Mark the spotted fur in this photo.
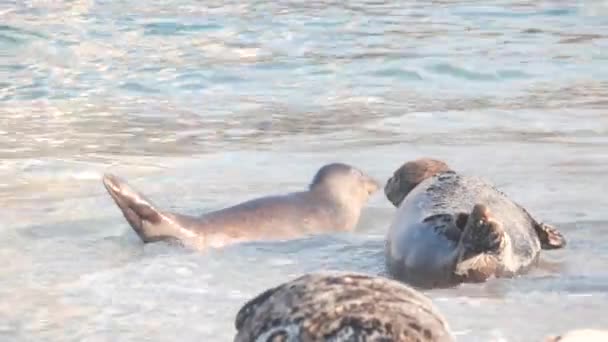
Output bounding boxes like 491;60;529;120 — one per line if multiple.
234;272;455;342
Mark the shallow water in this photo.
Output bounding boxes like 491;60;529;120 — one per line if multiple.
2;0;608;341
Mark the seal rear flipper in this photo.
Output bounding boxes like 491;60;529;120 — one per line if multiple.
102;173;164;243
454;204;504;280
512;201;567;250
535;222;566;250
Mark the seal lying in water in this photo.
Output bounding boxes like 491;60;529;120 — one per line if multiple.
234;271;456;342
102;163;379;250
384;158;566;288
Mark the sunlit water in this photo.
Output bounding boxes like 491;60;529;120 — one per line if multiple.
2;0;608;341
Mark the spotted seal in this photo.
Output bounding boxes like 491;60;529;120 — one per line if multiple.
234;271;456;341
102;163;379;250
384;158;566;288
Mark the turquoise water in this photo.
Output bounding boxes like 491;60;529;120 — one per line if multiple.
1;1;608;341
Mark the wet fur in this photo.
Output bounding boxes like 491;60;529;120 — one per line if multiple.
234;271;456;342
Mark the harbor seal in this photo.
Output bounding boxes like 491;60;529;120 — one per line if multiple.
102;163;379;250
234;271;456;342
384;158;566;288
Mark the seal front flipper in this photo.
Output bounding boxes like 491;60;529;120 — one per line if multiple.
102;173;165;243
454;204;505;282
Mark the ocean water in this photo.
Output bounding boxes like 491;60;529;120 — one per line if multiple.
1;0;608;341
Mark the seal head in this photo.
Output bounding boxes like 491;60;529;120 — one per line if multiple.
384;158;452;207
310;162;380;208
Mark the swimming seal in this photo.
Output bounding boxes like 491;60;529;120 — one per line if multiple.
384;158;566;288
102;163;379;250
234;271;456;342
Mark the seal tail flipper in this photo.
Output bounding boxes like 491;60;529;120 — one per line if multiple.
454;204;504;280
102;173;164;243
535;222;566;250
512;201;567;250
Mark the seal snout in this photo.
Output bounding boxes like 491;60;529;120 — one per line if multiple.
364;176;381;195
383;175;406;207
383;174;400;196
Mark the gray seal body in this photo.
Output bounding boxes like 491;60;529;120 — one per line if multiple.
384;159;566;288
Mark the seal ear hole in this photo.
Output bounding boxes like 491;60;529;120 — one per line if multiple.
455;213;469;231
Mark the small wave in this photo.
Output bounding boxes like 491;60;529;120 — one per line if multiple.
372;67;423;80
427;63;531;81
119;81;162;94
0;24;47;46
142;21;223;36
453;6;577;19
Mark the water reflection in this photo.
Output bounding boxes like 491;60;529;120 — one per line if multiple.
1;0;608;341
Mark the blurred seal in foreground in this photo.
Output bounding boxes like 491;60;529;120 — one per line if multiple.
234;271;455;342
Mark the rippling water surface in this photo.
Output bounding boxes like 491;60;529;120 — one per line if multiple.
2;0;608;341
